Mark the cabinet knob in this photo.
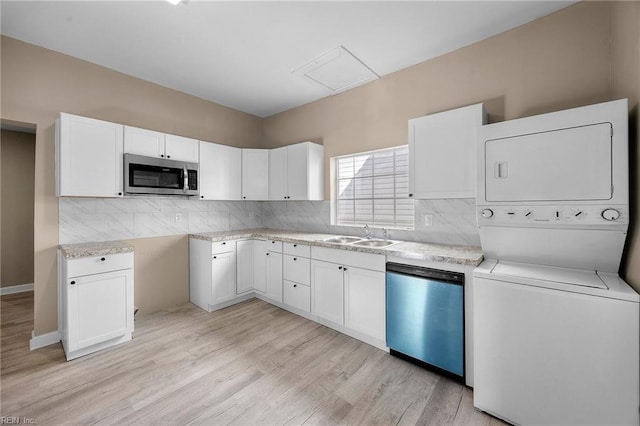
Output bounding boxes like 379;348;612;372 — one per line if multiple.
343;267;348;271
167;155;171;159
293;284;297;288
283;196;287;199
266;253;270;256
408;193;413;197
243;196;246;199
160;154;165;158
222;242;226;245
100;257;106;261
293;257;297;261
293;244;297;247
118;192;122;196
338;266;343;270
70;280;76;285
272;241;276;244
201;195;204;199
213;256;217;259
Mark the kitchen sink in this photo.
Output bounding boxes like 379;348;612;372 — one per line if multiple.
350;239;399;248
323;236;363;244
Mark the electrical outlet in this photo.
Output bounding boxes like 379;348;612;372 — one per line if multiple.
424;214;433;227
175;213;183;223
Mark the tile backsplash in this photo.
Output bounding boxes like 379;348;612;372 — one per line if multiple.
59;197;480;247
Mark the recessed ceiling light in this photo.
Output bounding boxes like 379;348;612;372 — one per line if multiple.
165;0;184;5
293;46;379;94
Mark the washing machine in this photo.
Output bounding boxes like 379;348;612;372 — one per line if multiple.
473;99;640;425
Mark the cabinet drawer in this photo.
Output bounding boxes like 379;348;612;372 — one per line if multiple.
268;240;283;253
66;253;133;278
283;242;311;257
311;246;386;272
283;255;310;285
283;280;310;313
212;240;235;254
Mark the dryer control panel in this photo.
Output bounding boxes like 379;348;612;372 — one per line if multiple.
477;205;629;227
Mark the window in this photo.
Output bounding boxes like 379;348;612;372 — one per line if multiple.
334;146;414;229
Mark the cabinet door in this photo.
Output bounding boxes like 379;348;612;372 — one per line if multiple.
236;240;254;294
57;113;124;197
266;251;283;303
311;260;344;325
124;125;165;158
344;266;385;341
268;146;288;200
253;240;267;294
409;103;485;199
287;143;309;200
67;269;133;352
211;251;236;304
199;141;242;200
241;149;269;200
165;134;199;163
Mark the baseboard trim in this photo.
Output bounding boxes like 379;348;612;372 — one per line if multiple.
0;283;34;295
30;330;61;350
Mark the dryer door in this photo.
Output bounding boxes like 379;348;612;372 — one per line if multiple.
484;123;612;202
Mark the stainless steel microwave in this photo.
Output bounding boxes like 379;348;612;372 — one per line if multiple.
124;153;199;196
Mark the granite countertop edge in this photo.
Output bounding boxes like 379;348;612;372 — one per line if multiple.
190;228;483;267
59;240;135;259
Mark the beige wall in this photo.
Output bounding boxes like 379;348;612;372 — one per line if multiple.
126;235;189;314
0;130;35;287
263;1;640;292
0;36;263;335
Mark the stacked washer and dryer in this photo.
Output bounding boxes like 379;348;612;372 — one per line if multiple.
473;99;639;425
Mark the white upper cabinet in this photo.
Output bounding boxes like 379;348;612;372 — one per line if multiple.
268;147;288;200
56;112;124;198
199;141;242;200
165;134;199;163
242;149;269;200
268;142;324;201
409;103;486;199
124;125;199;163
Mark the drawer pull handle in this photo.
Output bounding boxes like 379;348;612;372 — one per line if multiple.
70;280;76;285
100;257;106;262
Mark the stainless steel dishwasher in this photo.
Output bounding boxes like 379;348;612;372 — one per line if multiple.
386;262;465;382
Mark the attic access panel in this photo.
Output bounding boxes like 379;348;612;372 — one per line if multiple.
293;46;379;94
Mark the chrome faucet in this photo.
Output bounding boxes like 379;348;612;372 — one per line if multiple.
364;224;372;239
382;228;388;241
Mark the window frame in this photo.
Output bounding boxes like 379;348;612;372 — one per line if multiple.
331;145;414;230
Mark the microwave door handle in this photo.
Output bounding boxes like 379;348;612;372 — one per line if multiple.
183;166;188;193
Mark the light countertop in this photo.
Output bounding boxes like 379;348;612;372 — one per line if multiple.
191;228;483;266
59;240;134;259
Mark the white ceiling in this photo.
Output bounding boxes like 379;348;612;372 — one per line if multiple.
1;1;575;118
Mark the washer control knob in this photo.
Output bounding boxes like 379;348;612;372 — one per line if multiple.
602;208;621;221
481;209;494;219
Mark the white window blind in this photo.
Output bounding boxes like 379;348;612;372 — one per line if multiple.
335;146;414;229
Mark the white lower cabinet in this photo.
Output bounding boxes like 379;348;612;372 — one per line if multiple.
253;240;267;294
311;260;344;325
265;241;283;303
59;251;134;360
344;266;386;341
283;280;311;312
190;238;237;312
236;240;254;294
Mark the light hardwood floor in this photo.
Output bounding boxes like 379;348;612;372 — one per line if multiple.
1;292;505;425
